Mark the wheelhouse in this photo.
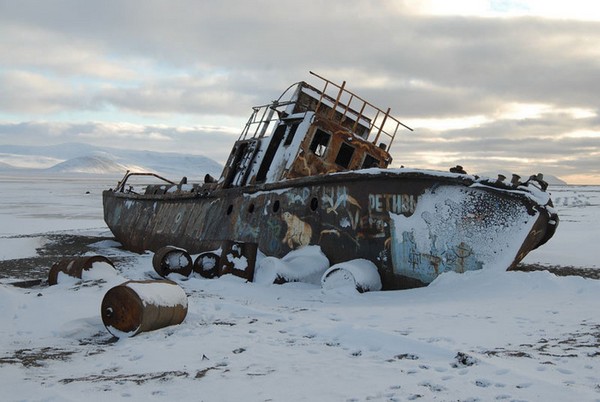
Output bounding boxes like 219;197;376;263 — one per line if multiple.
219;71;413;189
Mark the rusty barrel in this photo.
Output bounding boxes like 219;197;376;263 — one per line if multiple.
48;255;114;285
101;279;188;338
193;251;220;278
152;246;193;277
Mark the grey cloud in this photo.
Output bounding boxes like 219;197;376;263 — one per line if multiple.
0;1;599;182
3;1;600;117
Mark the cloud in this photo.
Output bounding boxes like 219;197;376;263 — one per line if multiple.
0;24;136;80
0;1;599;183
0;70;86;113
0;121;239;163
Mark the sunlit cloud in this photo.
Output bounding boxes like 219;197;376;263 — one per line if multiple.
496;103;598;120
410;115;491;131
562;130;600;139
1;1;599;183
404;0;600;21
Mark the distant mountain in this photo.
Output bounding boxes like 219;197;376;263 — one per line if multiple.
0;160;15;169
46;154;139;174
0;143;223;178
0;152;64;169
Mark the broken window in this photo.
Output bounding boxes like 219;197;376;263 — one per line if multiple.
255;124;287;183
335;142;355;168
309;129;330;157
284;121;300;146
362;154;379;169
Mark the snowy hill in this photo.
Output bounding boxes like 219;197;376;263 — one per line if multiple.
46;154;138;174
0;143;223;178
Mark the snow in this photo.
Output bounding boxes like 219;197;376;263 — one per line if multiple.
125;281;188;309
0;236;47;260
1;175;599;401
81;261;119;282
254;245;329;285
322;259;382;292
389;185;540;282
522;185;599;268
163;248;190;269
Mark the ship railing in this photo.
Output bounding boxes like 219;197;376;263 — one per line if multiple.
238;99;296;141
237;73;413;152
114;170;176;193
308;71;412;152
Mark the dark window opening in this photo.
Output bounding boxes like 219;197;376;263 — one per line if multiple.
223;142;248;188
272;200;280;213
362;154;379;169
310;197;319;211
284;122;300;146
255;124;287;183
248;204;255;213
226;205;233;215
309;129;330;157
335;142;355;168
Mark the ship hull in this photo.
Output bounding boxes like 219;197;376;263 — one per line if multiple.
103;169;556;290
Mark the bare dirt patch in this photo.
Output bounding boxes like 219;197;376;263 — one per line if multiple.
0;233;129;281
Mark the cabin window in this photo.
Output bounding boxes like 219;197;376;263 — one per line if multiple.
255;124;287;183
283;121;300;146
335;142;355;169
362;154;379;169
272;124;287;140
309;129;330;157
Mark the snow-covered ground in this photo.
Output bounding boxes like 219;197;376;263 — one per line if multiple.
1;174;599;401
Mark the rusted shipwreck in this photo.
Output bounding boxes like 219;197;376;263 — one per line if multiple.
103;72;558;290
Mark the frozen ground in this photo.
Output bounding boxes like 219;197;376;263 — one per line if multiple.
0;174;599;401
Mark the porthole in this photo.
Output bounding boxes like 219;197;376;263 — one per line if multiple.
226;204;233;215
272;200;280;213
310;197;319;211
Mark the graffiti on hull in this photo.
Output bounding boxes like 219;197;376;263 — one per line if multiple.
388;185;537;284
282;212;312;249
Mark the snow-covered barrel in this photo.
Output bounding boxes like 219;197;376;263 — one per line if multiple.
152;246;193;277
193;251;220;278
101;279;188;338
48;255;115;285
321;259;382;293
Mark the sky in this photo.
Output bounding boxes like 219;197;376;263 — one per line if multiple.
0;0;599;184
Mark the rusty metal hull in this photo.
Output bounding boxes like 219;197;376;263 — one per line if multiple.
103;169;557;290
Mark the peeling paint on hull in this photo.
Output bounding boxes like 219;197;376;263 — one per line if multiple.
103;170;556;290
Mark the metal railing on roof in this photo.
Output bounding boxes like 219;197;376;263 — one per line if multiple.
237;73;413;152
309;71;412;152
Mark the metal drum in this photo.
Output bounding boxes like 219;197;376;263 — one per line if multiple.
193;251;220;278
101;279;188;338
152;246;193;277
48;255;114;285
